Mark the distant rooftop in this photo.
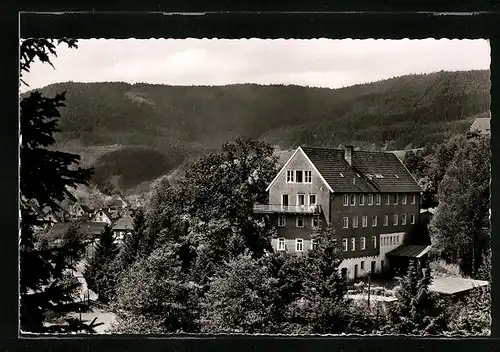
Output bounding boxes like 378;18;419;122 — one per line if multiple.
470;117;491;133
429;276;489;295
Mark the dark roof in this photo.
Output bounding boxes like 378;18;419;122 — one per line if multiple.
301;147;421;193
386;244;431;258
80;204;94;213
112;214;134;231
45;221;108;242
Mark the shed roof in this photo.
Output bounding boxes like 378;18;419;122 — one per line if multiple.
386;245;431;258
301;147;421;193
429;277;489;295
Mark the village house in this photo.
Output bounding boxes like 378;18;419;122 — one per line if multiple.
254;146;426;280
111;213;134;243
91;208;115;225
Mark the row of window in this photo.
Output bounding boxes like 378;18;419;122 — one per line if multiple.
277;237;317;252
382;235;402;247
343;193;416;206
282;193;317;207
342;236;377;251
278;235;379;252
286;170;312;183
342;214;415;229
278;215;320;228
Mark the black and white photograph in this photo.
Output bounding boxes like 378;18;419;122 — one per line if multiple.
19;38;491;335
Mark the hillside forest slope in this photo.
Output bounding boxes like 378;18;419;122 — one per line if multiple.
28;69;490;194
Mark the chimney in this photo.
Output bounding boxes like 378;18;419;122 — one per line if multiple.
344;145;353;166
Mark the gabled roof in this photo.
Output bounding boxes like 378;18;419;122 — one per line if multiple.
470;117;491;133
300;147;422;193
112;214;134;231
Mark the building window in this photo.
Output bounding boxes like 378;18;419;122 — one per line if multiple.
402;194;407;205
311;238;318;250
297;194;305;206
385;194;390;205
296;238;303;252
281;194;289;205
342;217;349;229
309;194;317;206
278;238;285;251
296;170;303;183
376;194;381;205
410;214;415;224
394;194;399;205
393;214;399;226
351;237;356;251
402;214;407;225
342;238;348;251
304;170;312;183
362;216;368;228
286;170;294;183
359;194;365;206
343;194;349;206
352;216;359;228
312;216;320;228
372;235;377;249
278;216;286;227
361;260;365;270
372;215;377;227
296;216;304;228
361;236;366;250
383;215;389;227
368;194;373;205
350;194;356;206
411;194;416;204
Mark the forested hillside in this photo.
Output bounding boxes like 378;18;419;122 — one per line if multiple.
29;70;490;194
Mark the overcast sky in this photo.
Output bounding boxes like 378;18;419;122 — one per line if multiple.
21;39;490;93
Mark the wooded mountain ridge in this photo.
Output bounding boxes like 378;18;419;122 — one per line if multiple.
29;69;490;194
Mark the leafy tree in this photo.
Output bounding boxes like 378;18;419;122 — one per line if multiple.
114;246;202;333
83;225;119;303
429;133;490;277
20;39;94;333
178;137;278;258
404;150;430;180
200;252;280;333
447;286;491;336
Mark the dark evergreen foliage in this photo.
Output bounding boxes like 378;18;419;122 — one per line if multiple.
20;39;95;333
83;225;119;303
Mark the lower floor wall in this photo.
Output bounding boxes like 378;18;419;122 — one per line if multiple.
271;231;407;280
339;255;384;280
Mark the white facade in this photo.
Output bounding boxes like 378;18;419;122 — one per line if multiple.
339;232;405;280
